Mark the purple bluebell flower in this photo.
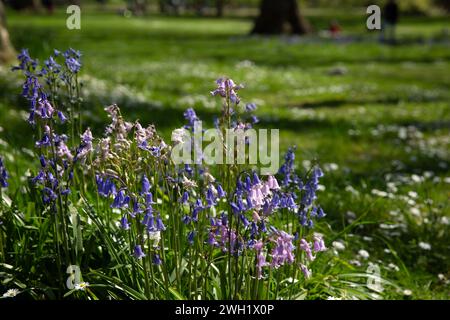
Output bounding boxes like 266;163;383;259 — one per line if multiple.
133;245;146;259
63;48;82;74
96;175;117;197
120;216;130;230
156;215;166;231
152;253;162;265
12;49;37;71
317;206;326;218
252;172;261;185
239;214;250;228
142;212;155;231
217;184;226;198
300;239;315;261
250;115;259;124
183;108;199;129
31;170;45;185
181;191;189;204
42;56;61;75
145;192;156;205
211;78;242;105
300;264;311;279
57;111;67;123
187;231;195;245
111;190;130;209
245;103;257;112
313;236;327;252
270;231;295;268
42;187;57;204
182;215;191;224
0;157;9;188
35;133;51;148
254;240;267;279
141;174;151;195
230;202;240;214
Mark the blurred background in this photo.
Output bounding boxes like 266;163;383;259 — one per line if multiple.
0;0;449;298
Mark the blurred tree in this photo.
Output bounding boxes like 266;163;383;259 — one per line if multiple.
0;0;15;63
251;0;310;35
216;0;224;17
433;0;449;12
5;0;41;10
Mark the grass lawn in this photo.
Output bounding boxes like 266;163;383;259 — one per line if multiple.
0;9;449;299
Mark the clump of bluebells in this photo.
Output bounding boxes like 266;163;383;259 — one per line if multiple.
12;49;88;275
9;49;328;300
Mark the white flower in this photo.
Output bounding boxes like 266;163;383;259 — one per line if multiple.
410;207;421;217
203;172;216;184
371;189;388;197
408;191;418;199
171;128;189;145
332;241;345;251
74;282;90;291
148;231;161;247
388;263;400;272
403;289;412;296
2;289;20;298
349;259;362;267
182;175;197;189
418;242;431;250
358;249;370;259
327;296;342;300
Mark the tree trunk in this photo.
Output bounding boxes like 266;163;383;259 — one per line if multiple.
251;0;310;35
216;0;224;17
0;0;15;63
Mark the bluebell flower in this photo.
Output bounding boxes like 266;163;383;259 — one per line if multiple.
35;133;51;148
133;245;146;259
217;184;226;198
130;199;143;218
42;56;61;75
245;103;257;112
181;191;189;204
252;172;260;185
57;111;67;123
182;215;191;224
183;108;199;129
156;215;166;231
250;115;259;124
245;176;252;191
153;253;162;265
142;212;155;231
111;190;130;209
145;192;156;205
96;175;117;197
317;206;326;218
187;231;195;245
0;157;9;188
184;164;193;176
120;216;130;230
206;187;216;207
239;214;249;228
141;174;151;195
31;170;45;185
12;49;37;71
42;187;57;204
230;202;240;214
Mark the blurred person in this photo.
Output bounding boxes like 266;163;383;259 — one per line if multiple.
328;20;342;38
381;0;399;44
